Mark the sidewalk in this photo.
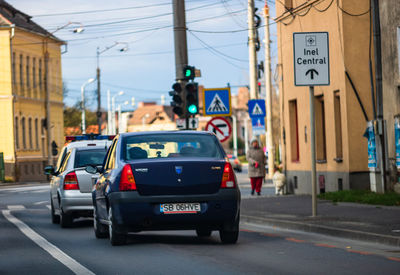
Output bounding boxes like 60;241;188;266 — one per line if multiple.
241;195;400;247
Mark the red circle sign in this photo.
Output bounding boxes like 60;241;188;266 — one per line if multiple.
205;117;232;143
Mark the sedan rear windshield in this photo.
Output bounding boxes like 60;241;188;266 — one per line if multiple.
74;149;107;168
124;134;223;160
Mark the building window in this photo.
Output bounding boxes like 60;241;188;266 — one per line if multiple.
26;56;30;91
32;58;36;96
21;117;26;149
315;96;327;161
12;52;16;85
289;100;299;162
334;91;343;160
28;117;33;149
39;59;42;92
15;117;19;149
19;54;24;94
35;118;39;149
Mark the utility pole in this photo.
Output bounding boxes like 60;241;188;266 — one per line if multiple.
96;47;102;134
172;0;189;128
264;2;275;179
107;90;111;135
371;0;387;192
248;0;258;99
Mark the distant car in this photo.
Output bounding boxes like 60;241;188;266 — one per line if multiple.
45;135;113;227
88;131;241;246
227;154;242;172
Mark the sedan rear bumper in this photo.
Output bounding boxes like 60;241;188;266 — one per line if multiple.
60;190;94;214
107;189;240;232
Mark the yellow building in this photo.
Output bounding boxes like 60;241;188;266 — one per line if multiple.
0;1;64;182
276;0;374;193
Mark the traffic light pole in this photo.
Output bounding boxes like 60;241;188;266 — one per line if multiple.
248;0;258;99
172;0;189;129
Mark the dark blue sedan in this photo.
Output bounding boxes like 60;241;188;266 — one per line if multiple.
88;131;241;246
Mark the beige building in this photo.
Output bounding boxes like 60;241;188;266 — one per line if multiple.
0;1;64;181
276;0;375;193
127;102;176;132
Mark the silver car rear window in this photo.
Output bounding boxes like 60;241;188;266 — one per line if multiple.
74;149;107;168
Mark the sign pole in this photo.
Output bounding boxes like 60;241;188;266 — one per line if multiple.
309;86;317;217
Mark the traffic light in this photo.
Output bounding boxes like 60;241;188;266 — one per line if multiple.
183;65;195;81
185;82;199;115
169;82;184;116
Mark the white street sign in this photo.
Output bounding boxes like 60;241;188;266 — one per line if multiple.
176;118;185;129
293;32;330;86
205;117;232;143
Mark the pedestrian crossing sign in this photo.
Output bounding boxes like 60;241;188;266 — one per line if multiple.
248;99;266;118
203;88;231;116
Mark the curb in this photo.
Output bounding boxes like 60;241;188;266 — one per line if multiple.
241;214;400;247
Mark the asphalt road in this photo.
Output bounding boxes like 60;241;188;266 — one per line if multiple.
0;184;399;275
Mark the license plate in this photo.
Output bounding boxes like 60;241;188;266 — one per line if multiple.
160;203;201;214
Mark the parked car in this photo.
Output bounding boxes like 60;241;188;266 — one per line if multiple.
45;135;113;227
88;131;241;246
227;154;242;172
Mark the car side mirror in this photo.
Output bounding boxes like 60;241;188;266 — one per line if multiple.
44;166;54;175
85;165;98;174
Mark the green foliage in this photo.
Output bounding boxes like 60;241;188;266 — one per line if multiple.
64;105;97;128
318;190;400;206
238;155;247;164
229;137;245;150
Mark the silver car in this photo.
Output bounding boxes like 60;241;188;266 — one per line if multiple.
46;143;110;227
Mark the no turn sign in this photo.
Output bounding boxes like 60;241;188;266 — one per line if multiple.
205;117;232;143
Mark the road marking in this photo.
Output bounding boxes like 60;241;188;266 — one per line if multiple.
34;201;49;205
347;249;373;256
387;257;400;262
314;243;337;248
0;185;49;192
285;237;306;243
46;205;51;210
8;205;26;210
2;210;95;275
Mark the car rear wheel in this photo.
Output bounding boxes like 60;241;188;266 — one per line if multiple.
94;207;108;238
196;229;212;237
108;207;126;246
60;209;73;228
219;215;239;244
51;200;60;224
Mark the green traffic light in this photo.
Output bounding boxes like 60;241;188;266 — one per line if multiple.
185;69;192;77
187;104;197;114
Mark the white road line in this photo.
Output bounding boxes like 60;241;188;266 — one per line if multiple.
7;205;26;210
46;205;51;210
34;201;49;205
0;185;49;192
2;210;95;275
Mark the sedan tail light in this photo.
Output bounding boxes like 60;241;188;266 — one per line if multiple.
64;171;79;190
120;164;137;191
221;162;236;188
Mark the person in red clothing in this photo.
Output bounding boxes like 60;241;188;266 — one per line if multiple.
246;138;266;195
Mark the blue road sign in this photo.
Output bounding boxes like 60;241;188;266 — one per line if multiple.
248;99;266;118
203;88;231;116
251;117;265;136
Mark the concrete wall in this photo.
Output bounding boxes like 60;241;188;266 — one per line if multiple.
380;0;400;186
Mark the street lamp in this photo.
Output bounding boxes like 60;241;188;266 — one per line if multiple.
81;78;95;134
117;101;129;134
111;91;124;134
96;42;129;134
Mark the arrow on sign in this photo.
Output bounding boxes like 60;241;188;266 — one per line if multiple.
305;69;319;80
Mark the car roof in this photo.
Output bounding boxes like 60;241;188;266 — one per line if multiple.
119;130;215;138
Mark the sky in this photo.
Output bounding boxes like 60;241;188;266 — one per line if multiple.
8;0;277;111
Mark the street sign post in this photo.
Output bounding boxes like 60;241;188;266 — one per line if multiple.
176;117;198;130
203;88;231;117
205;117;232;143
293;31;330;217
293;32;329;86
248;99;266;118
251;117;265;136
